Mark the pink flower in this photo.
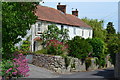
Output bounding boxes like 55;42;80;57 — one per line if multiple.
6;68;12;73
8;68;12;71
19;53;23;56
12;71;17;75
25;74;30;77
6;70;10;73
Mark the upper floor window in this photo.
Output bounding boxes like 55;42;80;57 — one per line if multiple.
61;25;64;31
89;30;91;37
82;29;84;36
37;22;42;32
73;27;76;35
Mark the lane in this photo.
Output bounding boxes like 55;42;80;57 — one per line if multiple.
59;68;114;78
28;64;114;78
28;64;59;78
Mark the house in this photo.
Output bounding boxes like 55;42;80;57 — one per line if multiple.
29;3;93;52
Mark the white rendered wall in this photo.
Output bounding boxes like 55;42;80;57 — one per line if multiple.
29;21;93;51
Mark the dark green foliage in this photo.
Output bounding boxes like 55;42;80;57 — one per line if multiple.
64;56;71;68
105;22;120;65
87;38;106;67
85;57;92;70
2;2;38;59
107;35;120;65
106;22;116;34
68;36;93;60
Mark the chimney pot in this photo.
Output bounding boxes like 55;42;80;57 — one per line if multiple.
57;3;66;14
58;2;60;5
72;9;78;17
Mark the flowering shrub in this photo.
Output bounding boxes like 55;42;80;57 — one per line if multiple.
20;40;31;55
0;54;30;78
46;39;68;55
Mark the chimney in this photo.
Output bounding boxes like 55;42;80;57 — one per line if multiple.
72;9;78;17
57;3;66;14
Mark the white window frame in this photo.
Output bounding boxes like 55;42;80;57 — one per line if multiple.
89;30;91;37
36;22;42;35
73;27;76;35
82;29;84;36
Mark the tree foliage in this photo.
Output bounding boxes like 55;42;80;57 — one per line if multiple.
2;2;38;59
68;36;93;60
81;17;106;40
105;22;120;65
106;22;116;34
87;38;107;67
40;24;69;46
107;33;120;65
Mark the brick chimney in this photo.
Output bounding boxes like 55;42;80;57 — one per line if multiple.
57;3;66;14
72;9;78;17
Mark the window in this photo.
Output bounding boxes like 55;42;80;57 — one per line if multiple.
89;30;91;37
67;26;69;30
61;25;64;31
38;23;42;32
82;30;84;36
73;27;76;35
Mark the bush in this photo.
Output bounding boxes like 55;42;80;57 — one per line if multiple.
107;36;120;65
85;57;92;70
0;54;30;78
19;40;31;55
68;36;93;60
46;39;68;55
87;38;107;67
35;49;47;54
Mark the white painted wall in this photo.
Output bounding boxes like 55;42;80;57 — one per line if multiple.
28;21;93;52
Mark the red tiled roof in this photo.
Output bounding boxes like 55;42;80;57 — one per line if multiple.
35;5;91;28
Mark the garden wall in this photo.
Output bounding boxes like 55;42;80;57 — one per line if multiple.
32;54;113;74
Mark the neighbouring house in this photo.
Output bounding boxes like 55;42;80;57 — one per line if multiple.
22;3;93;52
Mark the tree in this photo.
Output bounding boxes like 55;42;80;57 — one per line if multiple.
40;24;69;46
106;22;116;34
81;17;106;41
87;38;107;67
106;22;116;42
2;2;39;59
107;33;120;65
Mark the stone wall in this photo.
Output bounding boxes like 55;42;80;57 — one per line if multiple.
115;53;120;78
32;54;113;74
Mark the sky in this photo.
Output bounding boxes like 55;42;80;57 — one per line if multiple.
41;1;119;32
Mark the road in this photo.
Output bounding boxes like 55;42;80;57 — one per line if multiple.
28;64;114;78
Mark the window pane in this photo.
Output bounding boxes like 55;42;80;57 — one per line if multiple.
82;30;84;36
74;28;76;34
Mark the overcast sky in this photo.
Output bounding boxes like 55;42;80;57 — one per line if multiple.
42;1;118;32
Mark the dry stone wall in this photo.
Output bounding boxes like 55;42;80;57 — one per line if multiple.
32;54;113;74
